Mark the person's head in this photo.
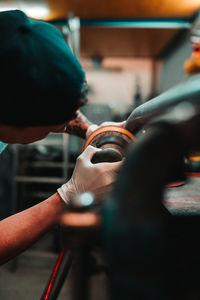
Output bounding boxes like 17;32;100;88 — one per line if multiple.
0;9;88;143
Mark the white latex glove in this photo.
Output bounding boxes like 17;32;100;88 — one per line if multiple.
86;121;126;139
57;145;122;205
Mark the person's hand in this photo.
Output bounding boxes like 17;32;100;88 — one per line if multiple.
86;121;126;139
57;145;122;204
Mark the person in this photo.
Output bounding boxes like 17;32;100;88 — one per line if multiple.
0;10;122;265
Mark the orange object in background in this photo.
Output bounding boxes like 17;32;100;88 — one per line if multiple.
185;152;200;177
183;31;200;175
184;30;200;74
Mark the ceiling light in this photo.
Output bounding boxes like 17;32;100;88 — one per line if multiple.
0;1;50;19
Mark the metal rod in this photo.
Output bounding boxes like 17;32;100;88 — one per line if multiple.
50;18;193;29
125;73;200;134
41;249;73;300
72;249;91;300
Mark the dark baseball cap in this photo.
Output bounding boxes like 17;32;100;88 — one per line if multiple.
0;9;86;126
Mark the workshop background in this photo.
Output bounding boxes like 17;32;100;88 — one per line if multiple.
0;0;200;299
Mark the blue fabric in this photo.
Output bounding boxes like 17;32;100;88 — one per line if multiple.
0;141;7;154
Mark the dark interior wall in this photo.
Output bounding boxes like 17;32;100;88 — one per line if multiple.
159;34;192;93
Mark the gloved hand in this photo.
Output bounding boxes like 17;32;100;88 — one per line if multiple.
57;145;122;205
86;120;126;139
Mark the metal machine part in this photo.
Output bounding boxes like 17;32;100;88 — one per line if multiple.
103;114;200;299
41;192;102;300
61;193;102;300
84;126;135;163
65;110;135;163
125;73;200;135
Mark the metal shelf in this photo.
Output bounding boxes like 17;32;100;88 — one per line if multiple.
15;176;65;184
28;162;64;168
11;134;67;187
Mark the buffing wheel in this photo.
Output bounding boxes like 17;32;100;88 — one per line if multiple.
84;126;135;163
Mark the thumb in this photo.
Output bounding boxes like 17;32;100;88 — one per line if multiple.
97;160;123;172
80;145;102;161
86;124;99;139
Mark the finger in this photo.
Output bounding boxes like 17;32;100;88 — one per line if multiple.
120;121;126;127
96;160;123;171
80;145;102;161
99;121;116;127
99;121;126;127
86;124;99;138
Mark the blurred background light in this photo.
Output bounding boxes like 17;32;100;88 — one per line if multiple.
0;0;50;18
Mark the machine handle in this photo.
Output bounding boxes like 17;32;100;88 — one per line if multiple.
125;73;200;134
91;148;122;164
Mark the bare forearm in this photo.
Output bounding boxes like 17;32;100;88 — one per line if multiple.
0;193;65;265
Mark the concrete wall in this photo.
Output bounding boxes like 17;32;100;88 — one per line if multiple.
81;58;153;116
159;34;192;93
